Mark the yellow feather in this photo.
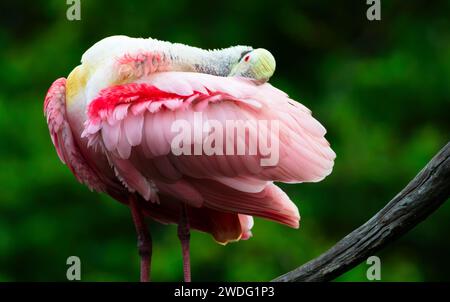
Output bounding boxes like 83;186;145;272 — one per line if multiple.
66;64;90;106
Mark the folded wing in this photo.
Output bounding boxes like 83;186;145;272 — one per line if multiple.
82;71;336;232
44;78;106;192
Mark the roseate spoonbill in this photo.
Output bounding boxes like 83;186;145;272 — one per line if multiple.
44;36;335;282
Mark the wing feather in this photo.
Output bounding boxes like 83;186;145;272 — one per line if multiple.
44;78;105;192
82;71;335;228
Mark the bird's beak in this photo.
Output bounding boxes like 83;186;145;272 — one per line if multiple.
249;48;276;82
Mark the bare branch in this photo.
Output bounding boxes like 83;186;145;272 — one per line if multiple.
273;142;450;282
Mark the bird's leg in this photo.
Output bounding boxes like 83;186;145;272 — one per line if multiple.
129;194;152;282
177;203;191;282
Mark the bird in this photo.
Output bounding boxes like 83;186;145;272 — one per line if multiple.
44;35;335;282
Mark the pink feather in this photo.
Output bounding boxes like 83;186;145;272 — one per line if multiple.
46;70;335;243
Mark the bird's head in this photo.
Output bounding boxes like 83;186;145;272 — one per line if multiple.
228;48;276;83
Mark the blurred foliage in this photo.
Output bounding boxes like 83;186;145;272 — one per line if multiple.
0;0;448;281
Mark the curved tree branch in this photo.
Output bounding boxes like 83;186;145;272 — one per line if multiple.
273;142;450;282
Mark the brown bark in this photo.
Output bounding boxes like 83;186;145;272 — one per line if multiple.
273;142;450;282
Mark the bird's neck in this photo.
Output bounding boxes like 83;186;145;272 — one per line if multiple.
166;44;252;76
82;36;252;78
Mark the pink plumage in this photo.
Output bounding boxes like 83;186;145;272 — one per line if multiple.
76;71;334;230
44;37;335;281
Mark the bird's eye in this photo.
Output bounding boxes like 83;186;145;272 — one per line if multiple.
244;55;250;62
239;50;251;61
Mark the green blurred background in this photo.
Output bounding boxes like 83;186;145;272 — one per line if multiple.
0;0;448;281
